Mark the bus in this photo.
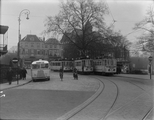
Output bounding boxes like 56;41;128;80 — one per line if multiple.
31;59;50;82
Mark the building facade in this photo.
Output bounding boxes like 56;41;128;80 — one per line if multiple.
0;25;9;57
19;34;62;68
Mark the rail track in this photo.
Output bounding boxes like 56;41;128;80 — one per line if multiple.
103;76;153;120
57;75;153;120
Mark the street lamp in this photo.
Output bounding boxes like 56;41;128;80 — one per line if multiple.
148;56;153;79
18;9;30;67
17;9;30;84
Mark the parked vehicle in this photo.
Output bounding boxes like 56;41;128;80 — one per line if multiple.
31;59;50;82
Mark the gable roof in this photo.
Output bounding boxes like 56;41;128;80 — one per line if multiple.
45;38;59;44
21;34;41;42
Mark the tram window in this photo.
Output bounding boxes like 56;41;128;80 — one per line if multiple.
108;60;110;65
111;59;113;65
105;60;107;65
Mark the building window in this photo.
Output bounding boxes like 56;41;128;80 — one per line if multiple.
54;45;57;48
22;49;25;54
31;43;34;47
49;50;52;56
25;49;28;54
37;50;40;55
50;45;52;48
45;45;47;48
37;43;40;48
31;49;34;54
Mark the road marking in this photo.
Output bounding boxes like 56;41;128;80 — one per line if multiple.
0;91;5;98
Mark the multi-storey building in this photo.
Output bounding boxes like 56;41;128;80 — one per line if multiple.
0;25;9;57
20;34;62;68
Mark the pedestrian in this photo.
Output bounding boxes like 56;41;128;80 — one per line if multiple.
6;67;13;85
20;68;23;79
22;67;27;80
59;67;63;81
73;67;78;80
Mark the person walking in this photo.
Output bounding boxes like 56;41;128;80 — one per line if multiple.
73;67;78;80
22;67;27;80
19;68;23;79
7;67;13;85
59;67;63;81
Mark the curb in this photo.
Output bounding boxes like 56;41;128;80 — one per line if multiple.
115;74;153;81
56;78;104;120
0;80;32;91
0;74;32;91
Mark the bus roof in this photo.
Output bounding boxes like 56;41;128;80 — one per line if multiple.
32;59;49;64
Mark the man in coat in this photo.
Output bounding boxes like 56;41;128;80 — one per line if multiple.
7;67;13;85
22;67;27;80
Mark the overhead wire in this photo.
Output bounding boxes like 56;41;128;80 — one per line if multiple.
105;0;116;25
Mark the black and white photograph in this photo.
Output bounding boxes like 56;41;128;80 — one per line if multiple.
0;0;154;120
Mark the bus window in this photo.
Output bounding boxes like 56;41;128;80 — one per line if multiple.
32;64;40;69
41;63;49;68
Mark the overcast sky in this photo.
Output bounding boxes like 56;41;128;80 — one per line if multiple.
1;0;153;49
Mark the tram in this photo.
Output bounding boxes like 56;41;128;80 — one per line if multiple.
93;58;117;75
74;58;93;74
50;60;73;72
63;60;73;72
50;60;62;71
31;59;50;81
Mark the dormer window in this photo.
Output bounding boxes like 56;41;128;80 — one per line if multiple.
30;37;34;41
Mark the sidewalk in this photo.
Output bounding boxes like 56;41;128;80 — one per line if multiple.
0;74;32;90
115;73;154;80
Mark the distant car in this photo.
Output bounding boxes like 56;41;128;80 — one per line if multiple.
131;69;148;74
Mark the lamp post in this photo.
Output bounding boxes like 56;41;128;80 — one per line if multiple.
148;56;153;79
17;9;30;84
18;9;30;67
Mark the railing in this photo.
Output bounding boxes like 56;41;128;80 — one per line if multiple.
0;44;7;51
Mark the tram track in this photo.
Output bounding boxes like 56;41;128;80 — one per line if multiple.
103;76;153;120
96;76;120;120
56;74;153;120
127;81;153;120
57;75;120;120
56;76;105;120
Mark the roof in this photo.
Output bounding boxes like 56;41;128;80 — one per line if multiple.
0;25;9;34
32;59;49;64
21;34;41;42
45;38;59;44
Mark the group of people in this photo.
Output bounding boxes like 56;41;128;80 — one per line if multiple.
59;67;78;81
6;67;27;85
19;67;27;80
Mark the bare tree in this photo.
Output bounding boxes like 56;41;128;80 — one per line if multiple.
134;6;154;53
43;0;109;57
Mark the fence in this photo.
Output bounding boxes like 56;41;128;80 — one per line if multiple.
0;64;18;84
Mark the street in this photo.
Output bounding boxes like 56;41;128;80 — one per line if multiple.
0;71;153;120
